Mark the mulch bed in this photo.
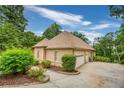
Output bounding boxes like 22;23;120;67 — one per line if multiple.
49;65;80;75
0;73;37;86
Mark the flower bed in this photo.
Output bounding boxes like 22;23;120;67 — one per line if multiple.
49;65;80;75
0;73;49;87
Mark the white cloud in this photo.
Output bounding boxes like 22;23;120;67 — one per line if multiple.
89;22;120;30
89;23;111;30
25;5;91;27
34;31;44;36
81;21;92;26
79;30;103;43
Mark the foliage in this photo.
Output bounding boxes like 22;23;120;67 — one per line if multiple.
93;6;124;64
0;23;22;51
120;59;124;64
36;75;44;82
27;65;44;77
109;5;124;20
62;54;76;72
43;23;62;39
41;60;51;68
0;5;27;31
71;31;90;44
94;56;111;62
0;22;42;51
0;48;36;74
42;23;90;44
93;32;114;58
20;31;42;48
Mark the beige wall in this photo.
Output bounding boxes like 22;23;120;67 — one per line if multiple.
46;49;73;63
33;48;94;66
33;48;45;61
73;50;84;55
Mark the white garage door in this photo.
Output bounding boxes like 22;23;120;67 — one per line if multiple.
76;55;85;68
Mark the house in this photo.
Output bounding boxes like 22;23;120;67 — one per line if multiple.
32;32;95;68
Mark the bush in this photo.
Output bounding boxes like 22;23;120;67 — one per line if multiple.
94;56;111;62
27;65;44;77
120;59;124;64
41;60;51;68
36;75;44;82
0;48;36;74
62;54;76;72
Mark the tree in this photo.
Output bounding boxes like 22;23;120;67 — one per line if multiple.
109;5;124;20
71;31;90;44
0;22;22;52
109;5;124;63
42;23;61;39
93;32;114;60
0;5;27;31
20;31;42;48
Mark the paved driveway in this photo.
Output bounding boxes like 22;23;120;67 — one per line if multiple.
15;62;124;88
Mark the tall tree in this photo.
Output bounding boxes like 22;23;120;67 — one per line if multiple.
43;23;61;39
0;5;27;31
20;31;42;48
109;5;124;20
93;32;114;59
0;22;22;52
109;5;124;63
71;31;90;44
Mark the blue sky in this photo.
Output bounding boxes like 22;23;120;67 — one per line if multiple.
24;5;122;42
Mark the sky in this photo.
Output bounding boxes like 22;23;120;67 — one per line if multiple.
24;5;123;43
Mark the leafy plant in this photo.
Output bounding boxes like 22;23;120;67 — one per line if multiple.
36;75;44;82
0;48;36;74
62;54;76;72
120;59;124;64
27;65;44;77
94;56;111;62
41;60;51;68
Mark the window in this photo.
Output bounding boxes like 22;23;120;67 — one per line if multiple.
37;50;40;58
54;51;58;62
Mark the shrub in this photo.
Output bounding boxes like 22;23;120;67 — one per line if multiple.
36;75;44;82
94;56;111;62
41;60;51;68
27;65;44;77
62;54;76;72
120;59;124;64
0;48;36;74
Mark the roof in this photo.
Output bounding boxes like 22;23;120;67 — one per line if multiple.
33;38;49;48
33;32;95;51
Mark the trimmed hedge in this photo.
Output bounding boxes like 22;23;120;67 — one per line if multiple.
94;56;111;62
62;54;76;72
41;60;51;68
0;48;36;74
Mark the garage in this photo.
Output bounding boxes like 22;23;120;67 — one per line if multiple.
76;55;85;68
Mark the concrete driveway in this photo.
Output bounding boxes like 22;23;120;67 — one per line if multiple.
17;62;124;88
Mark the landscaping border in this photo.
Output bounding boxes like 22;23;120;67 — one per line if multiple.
49;65;80;75
0;75;50;88
56;70;80;75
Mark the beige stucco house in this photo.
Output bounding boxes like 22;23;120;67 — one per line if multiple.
32;32;95;68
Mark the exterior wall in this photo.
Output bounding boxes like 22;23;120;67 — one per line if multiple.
73;50;84;55
33;48;45;61
33;47;94;67
46;49;73;66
